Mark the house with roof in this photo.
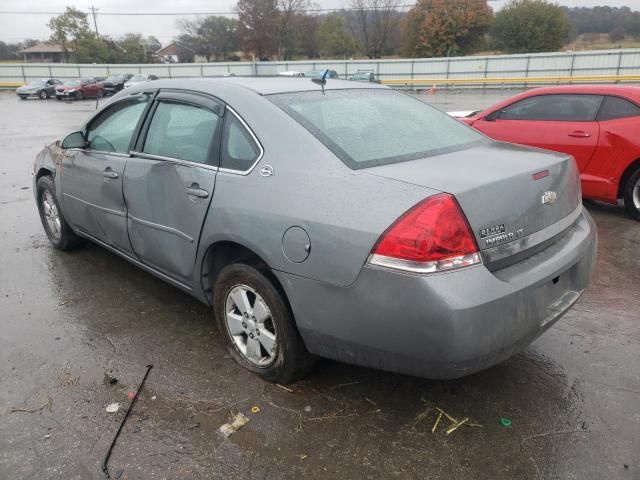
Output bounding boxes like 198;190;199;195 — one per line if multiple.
19;43;69;63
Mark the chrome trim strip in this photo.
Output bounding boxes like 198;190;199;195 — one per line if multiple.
481;204;583;265
127;214;194;243
63;193;126;217
129;151;219;172
74;230;193;292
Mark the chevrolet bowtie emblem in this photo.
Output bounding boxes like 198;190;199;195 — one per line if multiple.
541;191;557;205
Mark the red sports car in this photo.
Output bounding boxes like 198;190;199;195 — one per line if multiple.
459;85;640;219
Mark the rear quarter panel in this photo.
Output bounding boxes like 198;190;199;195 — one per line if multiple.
196;94;439;288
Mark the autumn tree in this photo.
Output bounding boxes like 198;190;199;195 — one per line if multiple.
236;0;279;59
403;0;493;58
491;0;570;53
273;0;308;60
346;0;401;59
318;13;357;58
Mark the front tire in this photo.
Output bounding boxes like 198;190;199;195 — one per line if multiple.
213;263;314;383
36;176;83;250
74;91;84;100
39;90;47;100
623;167;640;221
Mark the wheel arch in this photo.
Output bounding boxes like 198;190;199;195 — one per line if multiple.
200;240;291;309
617;158;640;199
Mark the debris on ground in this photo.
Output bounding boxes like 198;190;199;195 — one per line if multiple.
219;412;250;438
304;405;312;412
103;370;118;385
276;384;294;393
297;454;308;460
106;403;120;413
414;404;482;435
10;395;53;414
500;417;512;427
127;391;135;400
251;406;261;414
151;396;156;401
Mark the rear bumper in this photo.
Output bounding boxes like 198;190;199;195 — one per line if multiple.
276;210;597;379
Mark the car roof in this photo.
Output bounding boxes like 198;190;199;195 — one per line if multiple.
135;76;387;96
522;84;640;102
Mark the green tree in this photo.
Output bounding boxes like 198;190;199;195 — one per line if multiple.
47;7;91;59
178;16;239;61
403;0;493;58
318;14;356;58
491;0;570;53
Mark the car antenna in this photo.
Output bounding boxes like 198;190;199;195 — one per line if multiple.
311;69;329;95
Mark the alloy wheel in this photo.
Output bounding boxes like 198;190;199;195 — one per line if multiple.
634;177;640;210
41;190;61;240
224;284;278;367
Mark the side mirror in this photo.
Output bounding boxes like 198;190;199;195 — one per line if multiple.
61;131;87;149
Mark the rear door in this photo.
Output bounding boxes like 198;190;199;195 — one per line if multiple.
473;94;602;172
60;92;153;254
125;91;223;285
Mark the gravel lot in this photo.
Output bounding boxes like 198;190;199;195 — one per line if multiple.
0;88;638;480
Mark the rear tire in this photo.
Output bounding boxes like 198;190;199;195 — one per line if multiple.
623;167;640;221
39;90;47;100
213;263;315;383
36;176;84;250
19;96;26;100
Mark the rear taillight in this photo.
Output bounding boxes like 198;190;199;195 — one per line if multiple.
368;193;481;274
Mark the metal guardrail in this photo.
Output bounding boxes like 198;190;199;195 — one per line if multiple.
2;48;640;89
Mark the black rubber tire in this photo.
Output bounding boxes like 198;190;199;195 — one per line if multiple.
36;176;84;250
75;91;84;100
39;90;47;100
623;167;640;221
56;96;61;101
19;96;27;100
213;263;315;383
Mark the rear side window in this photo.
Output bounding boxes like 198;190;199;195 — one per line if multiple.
269;89;483;169
499;94;603;121
87;95;150;153
220;112;261;171
597;96;640;121
143;101;220;164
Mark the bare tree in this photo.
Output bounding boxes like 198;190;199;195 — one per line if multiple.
274;0;309;60
347;0;401;58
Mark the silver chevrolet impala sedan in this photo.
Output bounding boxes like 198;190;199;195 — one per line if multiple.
33;78;597;383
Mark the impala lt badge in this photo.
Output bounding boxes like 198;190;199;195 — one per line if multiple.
542;191;557;205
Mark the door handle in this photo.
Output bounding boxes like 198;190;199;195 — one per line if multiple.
186;184;209;198
568;131;591;138
103;168;118;179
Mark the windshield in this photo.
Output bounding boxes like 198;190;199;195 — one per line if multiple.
269;89;484;169
28;79;46;86
63;80;81;87
129;75;147;82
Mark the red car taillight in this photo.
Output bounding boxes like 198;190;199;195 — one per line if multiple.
368;193;481;274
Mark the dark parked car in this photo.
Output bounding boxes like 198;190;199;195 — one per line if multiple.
55;78;104;100
350;70;379;83
101;74;133;95
33;78;596;383
16;78;62;100
306;69;339;79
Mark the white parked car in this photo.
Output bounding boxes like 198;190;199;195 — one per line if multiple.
277;71;305;77
124;74;160;88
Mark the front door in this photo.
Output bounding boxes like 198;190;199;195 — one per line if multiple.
124;91;223;285
475;93;602;172
60;93;153;254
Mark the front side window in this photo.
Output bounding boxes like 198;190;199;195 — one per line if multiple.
499;94;603;122
597;96;640;121
87;95;150;153
269;89;483;169
143;101;220;164
220;112;261;171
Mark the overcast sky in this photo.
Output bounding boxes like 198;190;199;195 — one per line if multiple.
0;0;638;44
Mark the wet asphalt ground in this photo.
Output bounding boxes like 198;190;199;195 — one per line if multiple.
0;88;638;480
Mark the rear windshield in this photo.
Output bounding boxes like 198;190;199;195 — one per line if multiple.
268;89;484;169
130;75;146;82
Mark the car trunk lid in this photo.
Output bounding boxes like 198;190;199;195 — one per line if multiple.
365;141;581;266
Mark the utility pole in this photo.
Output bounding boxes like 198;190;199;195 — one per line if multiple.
89;5;99;36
